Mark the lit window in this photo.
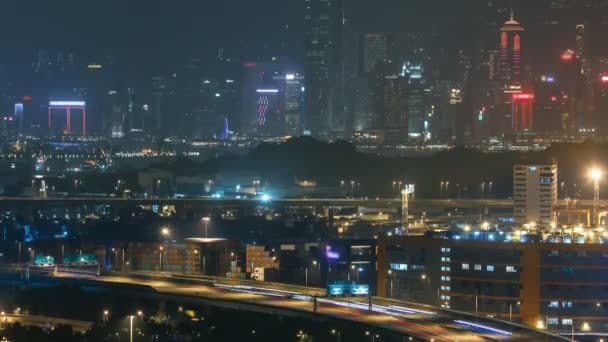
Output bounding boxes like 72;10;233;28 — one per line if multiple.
506;266;517;273
487;265;494;272
548;301;559;308
547;318;559;325
390;263;408;271
562;318;573;325
462;263;469;270
562;301;572;308
474;264;482;271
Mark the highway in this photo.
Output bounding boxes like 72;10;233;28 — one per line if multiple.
0;313;92;333
43;270;566;341
0;195;602;210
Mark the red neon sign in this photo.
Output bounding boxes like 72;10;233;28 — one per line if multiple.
513;93;534;100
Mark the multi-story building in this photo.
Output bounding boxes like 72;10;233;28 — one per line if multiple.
304;0;338;136
378;231;608;333
363;33;388;73
513;164;558;226
283;73;304;136
499;13;524;92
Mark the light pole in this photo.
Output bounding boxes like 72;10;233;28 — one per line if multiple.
388;270;394;297
350;180;355;196
440;181;444;198
159;246;164;272
331;328;341;342
129;315;134;342
103;309;109;325
202;217;210;238
446;181;450;198
356;267;363;283
590;168;602;227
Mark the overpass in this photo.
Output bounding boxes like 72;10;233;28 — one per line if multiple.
1;195;602;208
4;267;566;341
0;313;92;333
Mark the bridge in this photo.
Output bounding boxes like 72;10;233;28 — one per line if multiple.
2;267;567;341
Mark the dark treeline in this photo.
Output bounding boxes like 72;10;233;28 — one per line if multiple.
148;138;608;199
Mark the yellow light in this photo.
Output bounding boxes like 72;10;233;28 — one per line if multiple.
590;168;603;181
463;225;471;232
87;64;103;69
536;319;545;329
582;322;591;331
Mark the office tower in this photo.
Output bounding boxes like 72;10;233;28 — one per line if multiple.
380;75;408;143
105;91;124;139
256;89;281;135
284;73;304;136
499;12;524;92
242;62;279;135
513;164;558;226
304;0;338;136
403;62;426;139
511;93;534;131
363;34;388;73
535;75;565;132
14;103;23;134
336;3;359;137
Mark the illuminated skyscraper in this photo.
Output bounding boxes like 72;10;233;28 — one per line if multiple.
284;74;304;136
363;34;388;73
512;93;534;131
304;0;338;136
499;12;524;92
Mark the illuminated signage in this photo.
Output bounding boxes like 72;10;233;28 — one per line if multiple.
49;101;86;107
512;93;534;100
256;89;279;93
87;64;103;69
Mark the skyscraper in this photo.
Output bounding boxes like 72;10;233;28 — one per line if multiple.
363;34;388;73
512;93;534;131
499;12;524;92
304;0;338;136
284;73;304;136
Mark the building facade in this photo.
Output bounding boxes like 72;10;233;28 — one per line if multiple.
513;164;558;226
378;232;608;333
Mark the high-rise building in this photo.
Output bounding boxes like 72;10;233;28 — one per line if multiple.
380;75;408;143
363;34;388;73
511;93;534;131
513;164;557;226
105;90;124;138
499;13;524;92
256;89;281;135
403;62;426;139
304;0;338;136
284;73;304;136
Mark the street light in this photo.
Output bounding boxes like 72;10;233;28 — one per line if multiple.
590;167;603;227
161;227;170;240
103;309;109;324
331;328;341;342
202;217;211;238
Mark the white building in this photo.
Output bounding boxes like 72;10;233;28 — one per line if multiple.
513;164;557;226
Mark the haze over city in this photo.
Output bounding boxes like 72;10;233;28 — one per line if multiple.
0;1;607;341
